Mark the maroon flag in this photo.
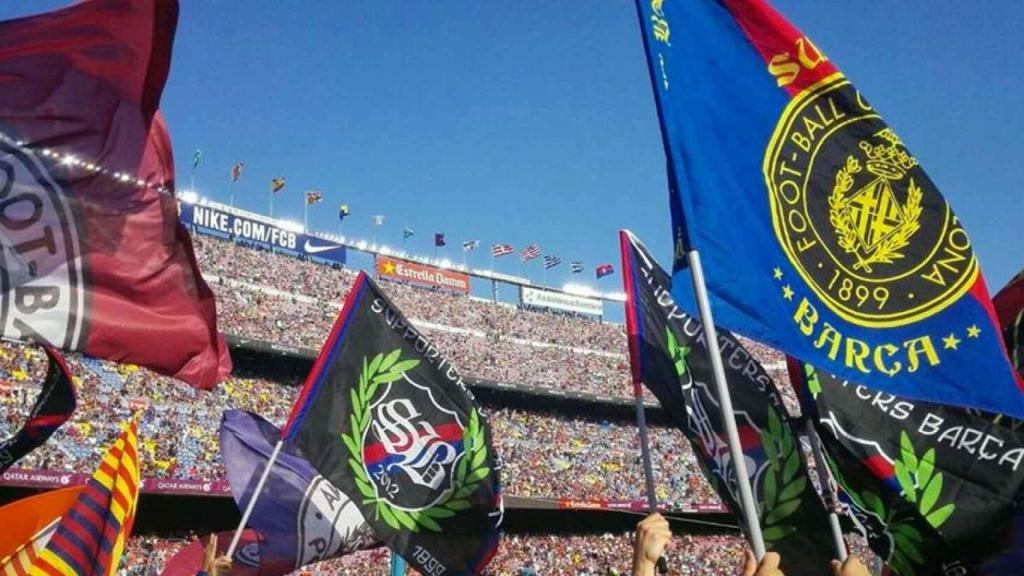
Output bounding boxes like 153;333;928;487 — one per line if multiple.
0;0;230;388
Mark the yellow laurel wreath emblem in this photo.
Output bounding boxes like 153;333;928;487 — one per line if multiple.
828;155;923;273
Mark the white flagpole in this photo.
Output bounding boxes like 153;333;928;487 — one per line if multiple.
225;438;285;558
804;419;848;561
685;249;767;558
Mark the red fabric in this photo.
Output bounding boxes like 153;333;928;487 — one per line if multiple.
720;0;838;96
994;272;1024;329
0;0;230;388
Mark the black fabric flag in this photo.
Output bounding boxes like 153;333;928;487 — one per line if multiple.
281;272;502;576
0;347;77;474
788;360;1017;574
620;230;833;574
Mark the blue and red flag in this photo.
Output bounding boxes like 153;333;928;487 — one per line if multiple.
31;420;140;576
595;263;615;279
0;348;76;475
633;0;1024;417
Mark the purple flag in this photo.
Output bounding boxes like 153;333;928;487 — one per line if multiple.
219;410;377;576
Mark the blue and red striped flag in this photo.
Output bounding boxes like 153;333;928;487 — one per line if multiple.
30;421;140;576
595;263;615;279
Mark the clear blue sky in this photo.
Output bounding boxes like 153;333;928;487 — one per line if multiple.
4;1;1023;308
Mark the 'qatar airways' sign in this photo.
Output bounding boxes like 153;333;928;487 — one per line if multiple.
376;257;470;294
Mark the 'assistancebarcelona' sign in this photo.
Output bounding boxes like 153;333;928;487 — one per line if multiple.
633;0;1024;418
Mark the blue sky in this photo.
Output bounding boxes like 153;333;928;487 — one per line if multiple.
3;1;1023;310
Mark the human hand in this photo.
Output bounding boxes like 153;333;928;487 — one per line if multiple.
201;534;232;576
829;556;870;576
741;549;785;576
632;513;672;576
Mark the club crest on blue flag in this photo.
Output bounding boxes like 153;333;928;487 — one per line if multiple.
633;0;1024;417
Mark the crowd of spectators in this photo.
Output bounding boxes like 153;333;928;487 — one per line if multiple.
492;408;718;506
192;235;796;408
0;341;718;509
118;532;751;575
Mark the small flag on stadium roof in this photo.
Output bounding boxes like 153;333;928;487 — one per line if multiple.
520;243;540;263
191;149;201;170
33;420;140;576
338;204;350;222
571;261;584;273
434;233;446;247
271;177;286;193
595;263;614;279
402;226;415;239
491;243;514;257
463;240;479;252
305;190;323;205
543;255;561;269
231;161;245;182
372;214;385;226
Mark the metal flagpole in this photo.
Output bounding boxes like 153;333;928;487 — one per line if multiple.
226;439;285;558
632;379;668;573
804;419;848;561
685;249;767;558
229;178;236;208
303;198;309;231
269;181;275;219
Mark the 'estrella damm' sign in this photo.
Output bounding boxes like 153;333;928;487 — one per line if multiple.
632;0;1024;418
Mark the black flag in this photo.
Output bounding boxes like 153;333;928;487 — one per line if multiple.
0;347;77;474
281;272;502;576
789;359;1022;572
620;230;834;574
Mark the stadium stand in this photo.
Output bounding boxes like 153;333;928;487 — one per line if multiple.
0;232;819;574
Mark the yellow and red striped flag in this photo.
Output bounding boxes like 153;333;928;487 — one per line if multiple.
29;421;140;576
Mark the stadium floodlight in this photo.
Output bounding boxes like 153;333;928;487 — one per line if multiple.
179;190;199;204
439;258;452;269
562;283;601;298
356;240;367;250
61;154;78;166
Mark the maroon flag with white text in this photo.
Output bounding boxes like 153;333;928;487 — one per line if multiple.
0;0;230;388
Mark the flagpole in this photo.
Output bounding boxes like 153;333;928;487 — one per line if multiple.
685;249;767;558
269;181;274;219
229;178;236;208
226;438;285;559
804;419;848;562
304;199;309;231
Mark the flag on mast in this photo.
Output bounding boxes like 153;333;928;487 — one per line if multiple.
271;177;287;193
305;191;323;205
463;240;479;252
491;244;514;258
632;0;1024;418
280;272;502;575
231;161;245;182
620;230;834;573
520;244;540;263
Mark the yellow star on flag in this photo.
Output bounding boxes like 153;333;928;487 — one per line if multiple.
966;325;981;338
782;285;794;301
773;267;783;280
942;333;961;350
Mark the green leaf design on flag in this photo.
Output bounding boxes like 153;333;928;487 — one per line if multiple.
893;431;955;529
665;327;689;377
757;406;806;544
